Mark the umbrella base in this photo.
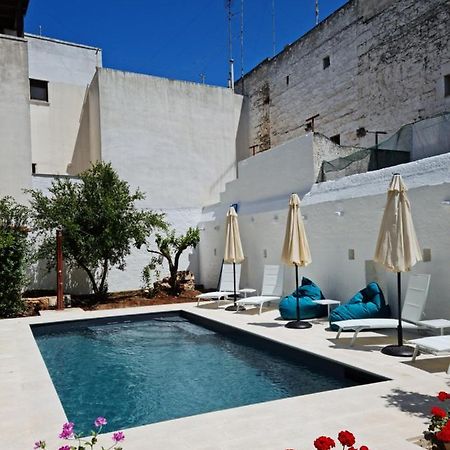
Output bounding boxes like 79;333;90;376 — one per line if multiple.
381;344;415;357
225;304;246;312
285;320;312;329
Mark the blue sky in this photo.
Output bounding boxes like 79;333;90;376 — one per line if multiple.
26;0;348;87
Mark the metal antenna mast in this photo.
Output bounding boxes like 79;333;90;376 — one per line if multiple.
315;0;319;25
240;0;244;78
272;0;276;56
226;0;235;89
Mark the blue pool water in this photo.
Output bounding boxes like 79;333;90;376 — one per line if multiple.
34;314;358;434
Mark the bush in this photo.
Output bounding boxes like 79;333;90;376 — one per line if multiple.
0;197;31;318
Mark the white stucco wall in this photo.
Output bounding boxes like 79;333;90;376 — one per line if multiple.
91;69;242;291
27;35;102;175
199;148;450;321
0;35;32;203
95;69;242;210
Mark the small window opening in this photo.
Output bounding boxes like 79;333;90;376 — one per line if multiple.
445;74;450;97
323;56;330;69
330;134;341;145
286;75;290;86
30;79;48;102
31;163;37;174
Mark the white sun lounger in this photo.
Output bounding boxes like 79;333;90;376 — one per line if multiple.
235;265;284;314
409;335;450;374
196;264;241;307
332;274;431;347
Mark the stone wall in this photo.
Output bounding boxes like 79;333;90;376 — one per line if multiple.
235;0;450;157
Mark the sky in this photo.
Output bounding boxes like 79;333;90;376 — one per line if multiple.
25;0;348;87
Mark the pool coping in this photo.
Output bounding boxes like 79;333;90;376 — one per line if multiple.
1;302;448;449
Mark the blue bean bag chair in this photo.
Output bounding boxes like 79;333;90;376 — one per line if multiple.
279;277;327;320
328;282;391;330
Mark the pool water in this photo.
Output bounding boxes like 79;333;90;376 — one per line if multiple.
34;314;358;434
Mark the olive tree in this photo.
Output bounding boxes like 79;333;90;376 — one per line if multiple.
28;162;166;298
147;227;200;295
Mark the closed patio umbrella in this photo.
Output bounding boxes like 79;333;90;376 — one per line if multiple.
374;173;422;356
224;206;245;311
282;193;312;329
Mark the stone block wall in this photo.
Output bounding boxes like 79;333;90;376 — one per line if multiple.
235;0;450;157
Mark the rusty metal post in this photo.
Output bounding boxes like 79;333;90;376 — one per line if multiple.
56;228;64;310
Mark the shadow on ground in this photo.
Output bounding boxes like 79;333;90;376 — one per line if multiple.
382;388;439;418
247;322;285;328
403;356;450;374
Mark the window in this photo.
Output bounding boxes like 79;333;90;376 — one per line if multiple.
330;134;341;145
286;75;290;86
30;79;48;102
445;74;450;97
323;56;330;69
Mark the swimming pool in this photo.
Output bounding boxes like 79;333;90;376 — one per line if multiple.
32;312;385;435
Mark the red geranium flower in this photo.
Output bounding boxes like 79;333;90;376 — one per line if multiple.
436;427;450;443
431;406;447;418
360;446;369;450
338;430;356;447
438;392;450;402
313;436;336;450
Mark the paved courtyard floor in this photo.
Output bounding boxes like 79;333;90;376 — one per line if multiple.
2;301;449;450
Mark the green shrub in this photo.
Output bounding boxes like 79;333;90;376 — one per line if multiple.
0;197;30;318
28;162;166;300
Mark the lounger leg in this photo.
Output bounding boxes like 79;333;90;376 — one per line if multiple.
411;346;419;362
447;364;450;376
336;329;343;340
259;303;263;315
350;328;363;347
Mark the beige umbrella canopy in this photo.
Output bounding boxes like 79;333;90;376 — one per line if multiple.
281;193;312;329
374;173;422;356
281;193;312;267
224;206;244;264
224;206;244;311
374;174;422;272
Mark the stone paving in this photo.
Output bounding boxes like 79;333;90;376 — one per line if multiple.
1;302;449;450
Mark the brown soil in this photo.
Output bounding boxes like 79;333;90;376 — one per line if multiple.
72;289;201;311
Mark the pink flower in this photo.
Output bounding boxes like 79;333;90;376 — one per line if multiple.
33;441;45;449
94;416;107;427
112;431;125;442
58;446;71;450
58;422;74;439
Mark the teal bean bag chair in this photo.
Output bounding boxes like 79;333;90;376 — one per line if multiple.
328;282;390;330
278;277;327;320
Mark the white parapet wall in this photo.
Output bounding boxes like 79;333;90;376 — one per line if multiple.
27;35;101;175
199;147;450;320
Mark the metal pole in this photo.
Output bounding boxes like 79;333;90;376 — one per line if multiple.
240;0;244;78
233;262;237;306
397;272;403;346
56;228;64;310
375;132;379;170
295;264;300;321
